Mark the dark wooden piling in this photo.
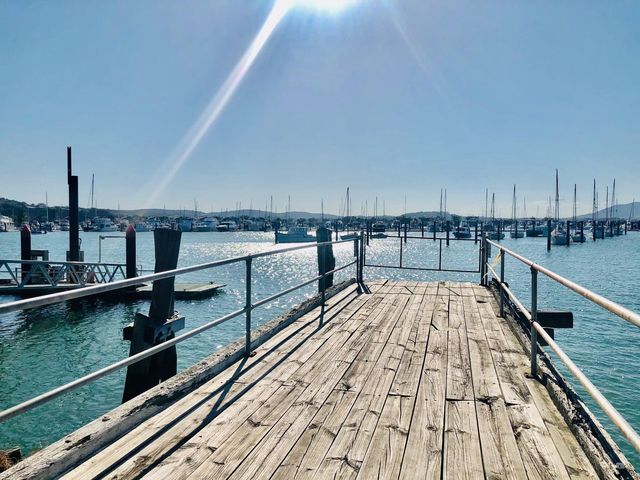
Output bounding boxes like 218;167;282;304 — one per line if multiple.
316;227;335;292
122;228;183;403
404;223;408;244
514;219;518;239
126;225;136;279
67;147;81;262
433;221;436;241
547;219;552;251
566;220;570;246
421;222;424;238
20;225;31;283
474;223;478;244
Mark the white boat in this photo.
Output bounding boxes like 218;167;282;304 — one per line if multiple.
94;218;118;232
453;223;472;239
0;215;16;232
216;220;238;232
551;227;569;245
275;226;315;243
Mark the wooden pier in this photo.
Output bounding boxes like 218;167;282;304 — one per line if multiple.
7;279;617;479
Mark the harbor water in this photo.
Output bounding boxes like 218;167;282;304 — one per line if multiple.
0;230;638;468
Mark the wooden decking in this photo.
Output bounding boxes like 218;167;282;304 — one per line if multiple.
61;280;598;479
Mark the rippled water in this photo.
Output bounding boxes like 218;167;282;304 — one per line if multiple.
0;230;638;468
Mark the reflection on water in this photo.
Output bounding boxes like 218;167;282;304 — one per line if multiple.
0;231;638;467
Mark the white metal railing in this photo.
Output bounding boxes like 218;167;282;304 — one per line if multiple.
0;259;127;289
0;236;363;423
483;237;640;454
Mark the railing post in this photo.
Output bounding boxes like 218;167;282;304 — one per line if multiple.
530;267;538;377
499;248;505;317
245;256;252;356
399;235;403;268
479;235;485;285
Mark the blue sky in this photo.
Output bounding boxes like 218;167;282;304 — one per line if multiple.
1;0;639;216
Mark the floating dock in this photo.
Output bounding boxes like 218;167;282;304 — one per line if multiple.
6;280;628;479
0;282;225;300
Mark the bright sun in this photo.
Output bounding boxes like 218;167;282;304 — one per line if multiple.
282;0;359;13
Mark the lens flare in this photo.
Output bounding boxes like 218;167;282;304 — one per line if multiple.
145;0;358;208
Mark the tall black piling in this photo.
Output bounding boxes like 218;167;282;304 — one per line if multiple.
316;227;335;292
20;224;31;283
126;225;137;279
547;219;552;251
67;147;81;262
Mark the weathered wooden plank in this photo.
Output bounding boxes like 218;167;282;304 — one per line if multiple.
446;295;473;400
476;397;528;479
443;400;483;480
314;293;424;479
476;297;531;406
508;403;571;479
356;293;427;479
524;380;598;479
461;294;501;400
399;329;447;479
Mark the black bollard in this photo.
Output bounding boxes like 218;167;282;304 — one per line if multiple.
125;225;137;279
547;219;551;251
20;224;32;284
122;228;184;403
316;227;335;292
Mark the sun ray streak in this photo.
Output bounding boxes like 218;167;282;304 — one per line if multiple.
145;1;292;208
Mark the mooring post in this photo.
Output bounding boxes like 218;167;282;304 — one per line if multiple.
67;146;81;262
601;222;605;240
421;222;424;238
245;257;252;353
566;221;570;246
316;227;335;293
399;235;404;268
547;219;551;251
404;223;408;244
125;225;137;279
530;267;538;377
335;225;339;242
446;221;450;246
359;229;365;284
397;223;401;238
580;221;584;243
433;221;436;241
474;223;478;244
514;220;518;239
20;224;32;284
122;228;183;403
499;249;505;317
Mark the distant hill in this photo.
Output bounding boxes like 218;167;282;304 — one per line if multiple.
576;201;639;221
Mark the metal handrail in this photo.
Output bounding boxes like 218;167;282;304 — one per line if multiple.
0;237;360;423
486;239;640;454
487;239;640;329
0;238;355;316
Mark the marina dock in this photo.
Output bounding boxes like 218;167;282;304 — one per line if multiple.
5;280;616;479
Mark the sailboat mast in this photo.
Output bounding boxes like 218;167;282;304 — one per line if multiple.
573;184;577;224
554;169;560;222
